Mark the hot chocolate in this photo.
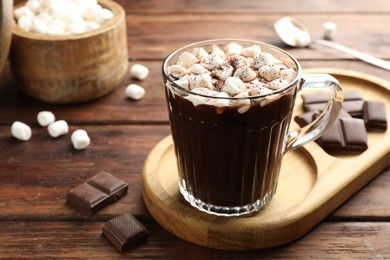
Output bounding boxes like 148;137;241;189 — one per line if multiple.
162;39;342;216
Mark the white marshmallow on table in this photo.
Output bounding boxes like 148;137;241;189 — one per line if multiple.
125;84;145;100
129;64;150;80
48;120;69;138
71;129;90;150
37;111;56;127
323;21;337;40
11;121;32;141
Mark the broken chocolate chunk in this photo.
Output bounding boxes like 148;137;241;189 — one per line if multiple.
317;117;368;153
103;213;148;252
363;101;387;131
66;172;128;215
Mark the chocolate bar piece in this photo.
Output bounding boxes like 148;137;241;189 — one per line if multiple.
103;213;148;252
294;109;351;128
342;90;365;117
301;92;329;112
66;171;128;215
302;90;364;117
363;101;387;131
317;117;368;153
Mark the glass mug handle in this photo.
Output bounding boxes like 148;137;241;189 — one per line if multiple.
286;74;344;152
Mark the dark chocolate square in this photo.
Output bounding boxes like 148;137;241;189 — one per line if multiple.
363;101;387;131
103;213;148;252
66;172;129;215
66;183;108;215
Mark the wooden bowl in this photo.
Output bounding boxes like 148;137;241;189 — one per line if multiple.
0;0;13;75
9;0;128;104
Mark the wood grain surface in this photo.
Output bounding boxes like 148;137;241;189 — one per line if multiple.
1;0;390;258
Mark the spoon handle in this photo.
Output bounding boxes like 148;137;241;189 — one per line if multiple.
314;39;390;71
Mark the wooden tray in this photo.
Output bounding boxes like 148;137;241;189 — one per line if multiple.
142;69;390;250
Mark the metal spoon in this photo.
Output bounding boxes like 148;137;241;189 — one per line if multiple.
274;16;390;71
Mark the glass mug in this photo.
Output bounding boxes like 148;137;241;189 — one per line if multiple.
162;39;343;217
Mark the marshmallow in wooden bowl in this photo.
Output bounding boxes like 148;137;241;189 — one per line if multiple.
10;0;128;104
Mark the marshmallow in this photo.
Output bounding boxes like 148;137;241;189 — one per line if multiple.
201;53;225;70
258;65;281;82
228;55;248;69
233;65;257;82
269;78;289;89
188;74;213;90
176;52;198;69
222;77;246;96
323;21;337;40
241;45;262;58
278;68;296;82
249;86;273;96
94;8;113;24
129;64;149;80
48;120;69;138
224;42;243;56
125;84;145;100
71;129;90;150
168;65;187;78
211;45;226;58
84;21;100;32
231;92;251;114
30;17;48;34
14;6;34;20
173;76;190;90
212;91;230;111
25;0;41;14
185;88;213;106
211;64;233;80
254;52;283;68
17;16;33;31
188;64;209;75
191;47;209;60
35;12;52;24
37;111;56;127
11;121;32;141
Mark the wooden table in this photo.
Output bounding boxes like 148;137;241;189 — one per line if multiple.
1;0;389;258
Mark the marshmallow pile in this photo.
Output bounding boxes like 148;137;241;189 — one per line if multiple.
11;111;90;150
167;42;297;111
14;0;113;35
